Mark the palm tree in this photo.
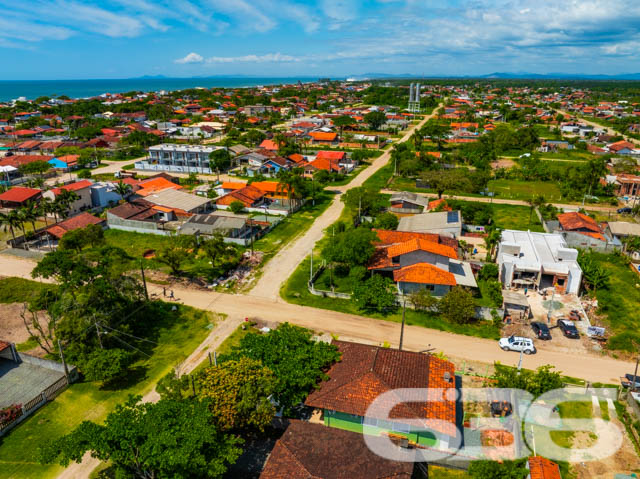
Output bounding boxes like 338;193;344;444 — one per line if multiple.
23;202;39;233
54;189;80;219
276;171;303;213
527;194;546;227
15;207;28;238
0;210;20;244
483;228;502;261
38;197;54;226
114;181;132;202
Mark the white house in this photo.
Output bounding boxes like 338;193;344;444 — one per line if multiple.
497;230;582;295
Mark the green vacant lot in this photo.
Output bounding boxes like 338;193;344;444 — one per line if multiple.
488;179;563;202
588;253;640;351
491;203;544;232
0;279;217;479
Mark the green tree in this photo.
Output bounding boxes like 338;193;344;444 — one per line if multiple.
374;212;399;230
157;369;190;400
228;200;246;215
421;121;451;150
0;210;21;243
332;115;356;137
54;189;80;219
439;286;476;324
409;288;438;311
114;180;132;201
420;169;473;198
341;186;385;217
221;323;340;414
59;224;105;252
201;235;240;279
39;396;242;479
478;263;499;281
82;348;133;384
322;227;378;267
244;129;266;147
276;170;305;213
353;274;397;312
198;357;276;432
157;243;188;276
493;363;564;398
578;252;611;293
209;149;232;181
363;110;387;130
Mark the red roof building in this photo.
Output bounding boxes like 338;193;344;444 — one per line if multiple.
305;341;458;441
46;212;105;239
260;420;420;479
528;456;562;479
557;212;606;241
0;187;42;207
49;179;93;196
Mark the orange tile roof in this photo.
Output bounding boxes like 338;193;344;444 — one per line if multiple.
50;179;93;195
557;212;601;234
393;263;456;286
528;456;562;479
259;139;279;151
373;229;458;249
220;181;246;190
216;184;265;207
305;341;458;437
387;238;457;260
428;198;451;211
46;212;104;239
250;181;288;194
316;150;346;160
309;131;337;141
136;177;183;196
309;157;342;172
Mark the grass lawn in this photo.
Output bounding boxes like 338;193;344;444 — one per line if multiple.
0;297;217;479
488;179;563;202
491;203;544;232
0;220;48;250
429;466;470;478
281;253;501;340
0;277;56;304
586;253;640;351
363;161;394;191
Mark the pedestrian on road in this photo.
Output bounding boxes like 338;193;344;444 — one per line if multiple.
163;287;166;297
169;290;175;301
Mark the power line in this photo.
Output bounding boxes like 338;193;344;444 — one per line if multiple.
98;322;159;345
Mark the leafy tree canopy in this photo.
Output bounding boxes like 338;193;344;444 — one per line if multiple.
322;227;378;267
39;395;242;479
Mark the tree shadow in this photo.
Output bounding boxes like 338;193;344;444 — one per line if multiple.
99;365;148;391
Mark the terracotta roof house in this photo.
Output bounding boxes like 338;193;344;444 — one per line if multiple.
608;140;635;155
315;150;346;161
0;186;42;208
46;212;105;240
554;212;619;251
308;131;338;144
305;341;460;449
528;456;562;479
304;157;344;176
135;177;183;197
260;420;424;479
216;184;266;208
368;234;474;295
259;139;279;151
0;154;53;169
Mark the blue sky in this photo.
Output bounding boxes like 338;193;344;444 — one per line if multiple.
1;0;640;79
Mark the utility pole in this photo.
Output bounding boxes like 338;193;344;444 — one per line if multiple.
249;218;254;255
140;259;149;300
310;246;313;282
399;297;406;351
95;322;103;349
633;356;639;392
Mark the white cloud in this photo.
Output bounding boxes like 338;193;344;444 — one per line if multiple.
206;52;300;63
175;52;204;64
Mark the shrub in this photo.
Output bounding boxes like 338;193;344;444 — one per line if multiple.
478;263;499;281
0;404;22;426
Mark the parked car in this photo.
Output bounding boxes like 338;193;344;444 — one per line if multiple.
499;336;536;354
531;322;552;340
558;319;580;339
618;207;633;214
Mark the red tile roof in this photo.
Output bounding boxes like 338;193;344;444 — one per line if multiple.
50;179;93;195
557;212;602;234
0;155;53;168
309;157;342;172
0;187;41;203
373;229;458;250
386;238;458;260
309;131;337;141
393;263;456;286
46;212;104;239
259;139;279;151
316;150;346;160
528;456;562;479
305;341;458;437
216;184;265;207
136;177;183;196
260;420;414;479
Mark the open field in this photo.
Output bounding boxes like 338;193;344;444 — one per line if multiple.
488;179;563;202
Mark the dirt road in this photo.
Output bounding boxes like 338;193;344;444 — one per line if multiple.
249;110;442;299
381;189;618;213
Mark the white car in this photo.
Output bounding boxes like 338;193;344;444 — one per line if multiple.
499;335;536;354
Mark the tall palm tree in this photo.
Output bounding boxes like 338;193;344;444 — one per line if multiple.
54;189;80;219
38;197;54;226
276;171;303;213
114;181;132;202
0;210;19;244
23;202;39;233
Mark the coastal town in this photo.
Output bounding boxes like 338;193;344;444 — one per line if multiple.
3;79;640;479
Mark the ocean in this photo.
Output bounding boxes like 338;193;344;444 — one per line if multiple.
0;77;322;102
